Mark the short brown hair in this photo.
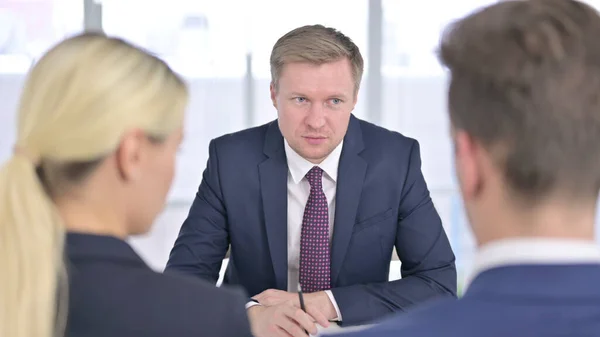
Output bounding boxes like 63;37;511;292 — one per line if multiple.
270;24;364;92
439;0;600;201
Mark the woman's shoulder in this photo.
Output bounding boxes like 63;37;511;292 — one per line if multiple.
67;262;251;337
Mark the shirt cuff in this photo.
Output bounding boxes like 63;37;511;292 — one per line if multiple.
324;290;342;321
245;300;262;310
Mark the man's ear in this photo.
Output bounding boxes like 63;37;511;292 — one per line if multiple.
115;129;146;182
270;82;278;109
454;130;483;202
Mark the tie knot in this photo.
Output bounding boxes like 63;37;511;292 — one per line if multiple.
306;166;323;189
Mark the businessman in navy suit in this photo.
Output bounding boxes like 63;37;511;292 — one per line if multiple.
166;24;456;336
335;1;600;337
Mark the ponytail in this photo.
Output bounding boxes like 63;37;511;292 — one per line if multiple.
0;153;67;337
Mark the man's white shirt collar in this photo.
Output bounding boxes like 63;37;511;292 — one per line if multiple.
284;140;343;184
464;237;600;289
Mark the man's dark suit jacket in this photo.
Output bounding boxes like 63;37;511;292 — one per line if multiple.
65;232;252;337
165;115;457;326
334;264;600;337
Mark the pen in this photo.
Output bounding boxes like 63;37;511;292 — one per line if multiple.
298;284;308;335
298;284;306;312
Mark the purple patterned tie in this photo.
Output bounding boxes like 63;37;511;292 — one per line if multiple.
299;166;331;293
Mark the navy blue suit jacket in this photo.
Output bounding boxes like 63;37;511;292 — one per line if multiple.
165;115;457;326
335;264;600;337
65;233;252;337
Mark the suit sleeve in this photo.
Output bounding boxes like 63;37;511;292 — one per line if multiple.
164;139;230;283
221;288;254;337
151;272;254;337
330;140;457;326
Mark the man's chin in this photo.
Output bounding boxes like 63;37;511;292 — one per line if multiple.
302;151;332;164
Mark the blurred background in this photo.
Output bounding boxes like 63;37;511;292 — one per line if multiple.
2;0;600;290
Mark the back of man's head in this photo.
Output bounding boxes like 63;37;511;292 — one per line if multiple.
440;0;600;204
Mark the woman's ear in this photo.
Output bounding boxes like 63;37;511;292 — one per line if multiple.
114;129;146;182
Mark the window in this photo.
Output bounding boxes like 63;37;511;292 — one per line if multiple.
0;0;83;73
381;0;496;77
103;0;248;78
380;0;498;282
0;0;83;165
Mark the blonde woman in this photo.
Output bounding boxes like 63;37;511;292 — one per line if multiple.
0;32;252;337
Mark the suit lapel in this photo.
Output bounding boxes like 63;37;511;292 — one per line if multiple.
258;121;288;290
331;116;367;285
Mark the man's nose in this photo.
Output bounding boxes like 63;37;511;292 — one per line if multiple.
306;104;326;129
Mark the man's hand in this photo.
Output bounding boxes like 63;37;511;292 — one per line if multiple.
303;291;338;322
252;289;296;306
253;289;337;322
247;302;318;337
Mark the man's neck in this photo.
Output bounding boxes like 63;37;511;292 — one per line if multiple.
475;199;597;247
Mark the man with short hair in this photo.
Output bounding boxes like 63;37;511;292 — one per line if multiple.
166;24;456;336
336;1;600;336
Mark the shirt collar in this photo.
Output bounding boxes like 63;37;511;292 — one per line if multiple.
464;237;600;289
284;140;343;184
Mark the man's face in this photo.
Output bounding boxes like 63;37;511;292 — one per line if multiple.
271;58;357;164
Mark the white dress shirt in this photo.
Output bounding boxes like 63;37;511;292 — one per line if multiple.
246;140;344;321
285;139;344;321
464;237;600;290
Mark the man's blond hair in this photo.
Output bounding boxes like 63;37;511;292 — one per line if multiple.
270;24;364;92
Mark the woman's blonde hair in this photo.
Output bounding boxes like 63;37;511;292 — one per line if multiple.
0;32;188;337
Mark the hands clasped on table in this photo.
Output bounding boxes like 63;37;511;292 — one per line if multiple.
248;289;337;337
